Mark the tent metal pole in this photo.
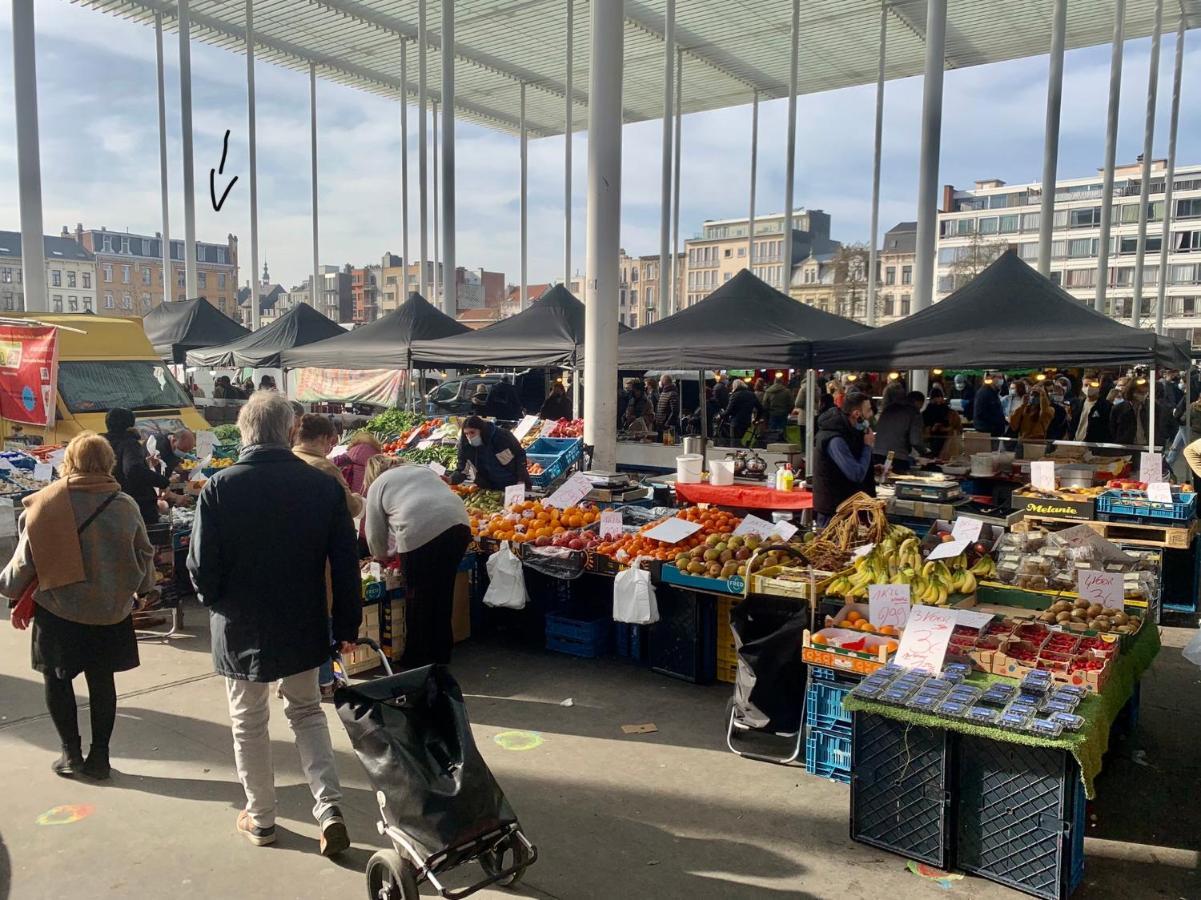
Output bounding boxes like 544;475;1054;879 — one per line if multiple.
912;0;945;317
154;12;172;306
572;367;580;419
246;0;261;330
1155;17;1185;336
783;0;800;300
1037;0;1066;277
520;82;528;311
1131;0;1163;327
432;99;440;306
656;0;674;324
309;63;320;319
401;40;410;294
699;370;708;454
179;0;199;300
441;0;456;317
583;0;624;470
1094;0;1126;314
12;0;45;313
866;0;886;323
418;0;429;297
564;0;573;286
1149;367;1157;454
670;48;683;312
746;90;759;268
804;369;815;487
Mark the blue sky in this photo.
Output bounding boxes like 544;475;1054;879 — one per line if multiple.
0;1;1195;292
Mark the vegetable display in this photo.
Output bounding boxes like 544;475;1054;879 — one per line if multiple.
364;408;424;438
212;424;241;444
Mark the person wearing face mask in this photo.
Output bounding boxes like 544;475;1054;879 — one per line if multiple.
449;416;531;490
812;390;876;528
1001;379;1026;418
972;377;1007;437
1071;380;1113;444
1045;388;1071;443
1108;379;1175;448
1008;384;1054;441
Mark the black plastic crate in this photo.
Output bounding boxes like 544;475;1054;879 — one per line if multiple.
850;712;953;868
955;737;1085;900
649;587;716;684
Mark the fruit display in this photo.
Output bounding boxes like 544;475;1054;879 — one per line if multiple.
0;468;44;495
205;457;235;471
595;507;743;564
1034;597;1142;634
989;620;1118;692
824;525;995;605
546;418;584;438
528;461;544;476
670;532;763;580
470;499;600;545
460;488;504;516
797;492;889;570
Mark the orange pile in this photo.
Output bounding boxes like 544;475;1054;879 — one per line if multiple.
471;500;599;544
595;506;744;563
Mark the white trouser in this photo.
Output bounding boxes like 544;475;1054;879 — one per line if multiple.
225;667;343;828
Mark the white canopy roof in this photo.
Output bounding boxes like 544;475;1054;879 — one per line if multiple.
76;0;1199;137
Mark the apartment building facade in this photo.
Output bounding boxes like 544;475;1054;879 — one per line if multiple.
936;161;1201;341
71;225;239;319
351;264;382;324
376;257;504;315
618;250;685;327
684;209;836;307
0;231;98;313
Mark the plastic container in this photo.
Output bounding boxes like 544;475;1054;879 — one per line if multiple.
709;458;735;485
545;614;611;658
676;454;704;484
805;727;852;784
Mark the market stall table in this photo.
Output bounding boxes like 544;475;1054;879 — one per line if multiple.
674;481;813;511
616;442;799;473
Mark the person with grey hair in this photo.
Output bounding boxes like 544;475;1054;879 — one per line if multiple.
187;390;360;857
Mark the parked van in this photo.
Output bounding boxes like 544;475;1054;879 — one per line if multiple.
0;314;209;445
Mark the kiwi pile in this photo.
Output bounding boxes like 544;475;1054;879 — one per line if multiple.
1037;597;1141;634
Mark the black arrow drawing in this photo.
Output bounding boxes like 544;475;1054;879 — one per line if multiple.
209;129;238;212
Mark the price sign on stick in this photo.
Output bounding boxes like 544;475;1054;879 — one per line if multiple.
1030;460;1056;492
951;516;984;543
32;462;53;481
642;517;704;545
1139;451;1164;486
733;514;776;539
1146;482;1173;504
927;538;969;561
599;510;623;539
893;605;958;672
512;415;540;441
427;461;447;477
195;430;216;458
771;519;799;542
868;584;911;628
545;472;594;509
1077;569;1124;611
504;484;526;509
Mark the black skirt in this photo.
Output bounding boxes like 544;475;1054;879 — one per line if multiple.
31;604;140;679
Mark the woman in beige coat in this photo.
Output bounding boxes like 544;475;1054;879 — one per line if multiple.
2;432;156;778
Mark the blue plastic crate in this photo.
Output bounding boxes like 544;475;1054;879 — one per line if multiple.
805;678;854;737
805;727;851;784
524;437;582;488
614;622;647;661
545;614;611;658
1096;488;1197;523
649;588;716;683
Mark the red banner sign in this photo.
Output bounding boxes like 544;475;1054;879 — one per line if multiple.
0;324;59;427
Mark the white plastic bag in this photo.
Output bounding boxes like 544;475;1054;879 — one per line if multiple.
613;558;659;625
483;542;528;609
1183;631;1201;668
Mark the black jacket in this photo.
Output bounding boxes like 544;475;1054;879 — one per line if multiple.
105;429;169;525
486;381;524;420
187;446;361;682
655;386;679;430
1110;399;1176;448
724;387;764;433
971;385;1007;437
539;391;572;421
451;421;531;490
1070;398;1113;444
813;406;875;517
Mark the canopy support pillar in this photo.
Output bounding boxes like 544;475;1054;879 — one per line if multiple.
309;63;320;317
180;0;199;300
1037;0;1066;277
783;0;800;303
670;48;683;312
656;0;674;324
746;90;759;268
583;0;624;471
911;0;946;315
520;82;528;311
866;0;886;323
1131;0;1163;327
401;39;410;295
154;11;172;306
418;0;429;297
246;0;261;330
563;0;573;285
440;0;456;317
1095;0;1126;314
432;99;440;306
804;370;815;491
1155;17;1185;336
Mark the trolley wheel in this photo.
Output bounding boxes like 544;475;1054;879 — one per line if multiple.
365;849;419;900
480;834;530;889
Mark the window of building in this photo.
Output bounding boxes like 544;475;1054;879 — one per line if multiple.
1118;235;1163;254
1064;269;1096;288
198;272;207;289
630;269;638;283
1176;199;1201;219
52;296;62;312
104;292;114;309
68;295;79;311
196;245;205;262
1021;212;1040;231
901;266;912;285
1171;264;1200;285
630;289;638;305
82;272;91;288
977;216;999;235
0;268;9;283
937;275;954;293
1053;210;1070;228
142;266;151;285
999;214;1019;233
102;264;112;282
884;266;896;285
217;248;228;265
737;247;746;257
66;271;76;288
50;270;61;287
121;265;131;283
1069;207;1101;228
1174;231;1201;252
883;295;895;317
1067;238;1098;258
101;235;113;252
141;293;151;309
122;293;132;309
177;271;185;288
120;237;129;253
82;297;92;312
619;288;627;306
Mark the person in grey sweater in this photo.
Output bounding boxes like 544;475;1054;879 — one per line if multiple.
872;385;929;472
365;463;471;667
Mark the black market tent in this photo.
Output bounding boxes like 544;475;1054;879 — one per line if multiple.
279;291;469;370
143;298;251;364
411;284;627;369
811;250;1192;371
618;268;871;370
183;303;346;368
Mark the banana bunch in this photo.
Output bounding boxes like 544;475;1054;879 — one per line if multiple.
825;529;988;607
969;555;997;579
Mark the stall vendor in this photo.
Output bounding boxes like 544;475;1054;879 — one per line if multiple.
449;416;532;490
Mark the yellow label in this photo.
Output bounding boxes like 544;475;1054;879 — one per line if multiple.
1023;502;1086;516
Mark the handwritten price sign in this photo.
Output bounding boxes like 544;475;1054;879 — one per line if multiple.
893;604;958;672
1076;569;1124;611
868;584;911;628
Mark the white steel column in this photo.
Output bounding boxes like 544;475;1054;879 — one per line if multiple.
746;90;759;267
564;0;573;285
309;64;320;317
1095;0;1126;314
670;48;682;312
1037;0;1067;276
246;0;260;330
656;0;674;323
520;82;528;310
866;0;887;323
583;0;624;470
179;0;199;299
418;0;429;297
782;0;799;300
911;0;946;315
401;39;410;292
1131;0;1163;327
1155;19;1185;335
432;99;440;305
441;0;456;316
154;12;172;305
12;0;45;312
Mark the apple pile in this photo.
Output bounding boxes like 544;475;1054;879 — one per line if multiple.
672;532;759;580
547;418;584;438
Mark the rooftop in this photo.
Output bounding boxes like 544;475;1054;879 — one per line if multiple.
0;231;95;263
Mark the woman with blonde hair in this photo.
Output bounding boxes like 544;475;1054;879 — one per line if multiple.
2;432;156;779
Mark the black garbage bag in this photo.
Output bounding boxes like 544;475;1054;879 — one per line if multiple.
729;595;808;733
335;665;517;867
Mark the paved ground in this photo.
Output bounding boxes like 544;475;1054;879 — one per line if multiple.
0;602;1198;900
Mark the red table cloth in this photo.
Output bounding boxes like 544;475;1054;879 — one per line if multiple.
674;481;813;510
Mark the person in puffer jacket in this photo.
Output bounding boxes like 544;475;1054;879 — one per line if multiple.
331;432;382;494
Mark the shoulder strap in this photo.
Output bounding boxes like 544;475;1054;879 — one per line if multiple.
77;491;122;535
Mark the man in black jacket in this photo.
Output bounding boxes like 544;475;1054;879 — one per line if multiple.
813;390;876;527
188;391;360;857
1070;380;1113;444
103;407;169;526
